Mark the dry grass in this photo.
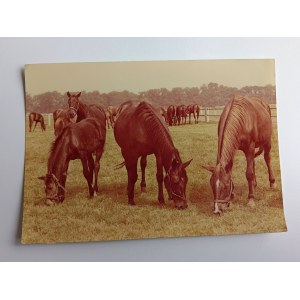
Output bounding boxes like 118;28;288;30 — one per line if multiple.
21;121;287;244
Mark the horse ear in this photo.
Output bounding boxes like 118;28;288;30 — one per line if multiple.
67;91;71;97
76;92;81;98
201;165;215;173
37;176;45;181
182;159;192;169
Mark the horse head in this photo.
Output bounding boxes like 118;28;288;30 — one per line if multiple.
202;163;235;215
38;173;66;205
164;157;192;209
67;91;81;119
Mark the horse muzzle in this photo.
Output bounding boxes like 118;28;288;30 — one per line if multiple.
213;201;230;215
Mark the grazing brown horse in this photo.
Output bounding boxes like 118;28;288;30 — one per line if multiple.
176;105;187;125
202;95;275;215
155;107;167;124
54;116;71;137
29;112;46;132
166;105;176;126
53;108;75;136
187;104;200;124
106;105;118;128
38;118;106;205
114;101;192;209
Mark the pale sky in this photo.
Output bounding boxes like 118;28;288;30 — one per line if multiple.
25;59;275;96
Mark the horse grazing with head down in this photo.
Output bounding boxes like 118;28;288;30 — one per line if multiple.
29;112;46;132
202;95;275;215
176;105;187;125
166;105;176;126
106;105;118;128
38;118;106;205
53;108;74;136
114;101;192;209
186;104;200;124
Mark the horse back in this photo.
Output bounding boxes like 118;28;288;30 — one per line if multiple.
114;101;170;155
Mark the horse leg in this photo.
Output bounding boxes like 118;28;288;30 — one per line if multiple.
193;112;196;124
33;121;38;131
93;147;104;194
264;144;276;188
87;153;95;193
79;152;94;198
140;155;147;193
155;155;165;205
29;118;32;132
245;143;256;206
125;156;138;205
253;158;257;188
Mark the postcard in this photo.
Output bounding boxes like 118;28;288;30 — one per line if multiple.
22;59;287;244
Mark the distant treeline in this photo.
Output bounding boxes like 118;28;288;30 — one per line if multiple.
26;83;276;113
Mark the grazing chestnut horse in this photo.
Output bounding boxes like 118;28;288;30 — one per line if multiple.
38;118;106;205
106;105;118;128
155;107;167;124
166;105;176;126
29;112;46;132
53;108;74;136
114;101;192;209
176;105;187;125
187;104;200;124
203;95;275;215
54;115;71;137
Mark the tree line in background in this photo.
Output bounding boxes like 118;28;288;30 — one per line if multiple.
26;83;276;113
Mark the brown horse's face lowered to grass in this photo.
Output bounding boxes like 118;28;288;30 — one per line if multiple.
164;158;192;209
202;164;235;215
38;174;66;205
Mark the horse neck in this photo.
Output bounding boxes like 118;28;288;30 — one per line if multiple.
218;119;240;167
77;102;89;121
48;139;69;183
161;142;180;172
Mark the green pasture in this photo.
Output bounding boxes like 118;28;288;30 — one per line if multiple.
21;121;287;244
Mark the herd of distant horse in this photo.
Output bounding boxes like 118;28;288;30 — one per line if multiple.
30;91;276;215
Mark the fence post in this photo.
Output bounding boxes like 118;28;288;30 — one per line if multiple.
205;107;210;123
48;114;51;127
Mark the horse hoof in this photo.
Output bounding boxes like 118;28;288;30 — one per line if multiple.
141;186;147;193
128;200;136;205
247;199;255;208
270;182;276;189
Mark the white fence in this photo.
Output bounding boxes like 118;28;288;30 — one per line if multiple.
26;104;277;128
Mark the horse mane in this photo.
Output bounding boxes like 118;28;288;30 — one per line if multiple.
135;102;179;162
218;95;251;165
47;127;68;172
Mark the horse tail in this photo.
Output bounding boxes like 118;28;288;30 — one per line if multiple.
115;161;126;169
255;146;264;158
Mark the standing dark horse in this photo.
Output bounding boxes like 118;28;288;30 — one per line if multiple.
166;105;176;126
38;118;106;205
187;104;200;124
67;92;106;125
114;101;192;209
29;112;46;132
176;105;187;125
202;95;275;215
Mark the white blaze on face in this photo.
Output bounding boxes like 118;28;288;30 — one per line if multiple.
214;202;219;213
